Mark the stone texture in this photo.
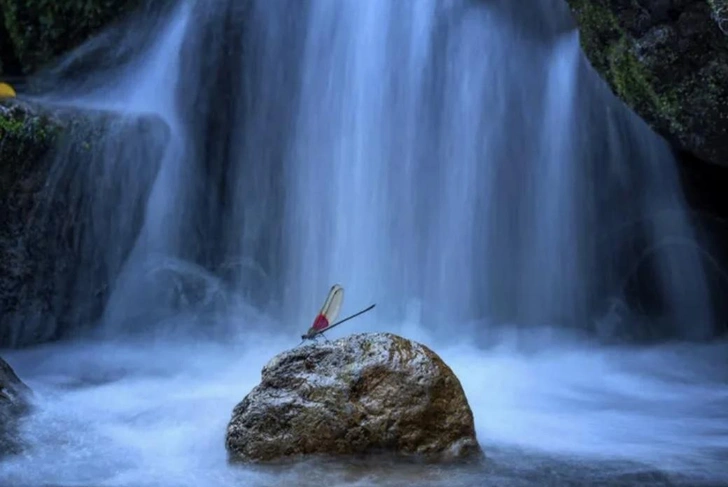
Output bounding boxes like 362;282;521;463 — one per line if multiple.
566;0;728;166
0;100;169;347
0;355;31;454
0;101;63;347
226;332;483;464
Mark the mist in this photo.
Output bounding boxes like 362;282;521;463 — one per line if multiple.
1;0;727;486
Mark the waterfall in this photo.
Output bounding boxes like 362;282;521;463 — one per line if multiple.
3;3;727;484
278;0;715;339
8;0;717;345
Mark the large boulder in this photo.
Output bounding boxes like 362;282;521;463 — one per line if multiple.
0;355;31;454
565;0;728;167
0;100;170;347
226;332;483;464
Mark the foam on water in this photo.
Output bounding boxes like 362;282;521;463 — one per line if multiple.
1;323;727;487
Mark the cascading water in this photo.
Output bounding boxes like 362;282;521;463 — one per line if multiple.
282;0;715;340
7;0;713;342
1;0;727;486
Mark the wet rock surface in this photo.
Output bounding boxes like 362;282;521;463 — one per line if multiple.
0;101;64;347
0;354;31;454
566;0;728;167
0;100;169;347
226;332;483;464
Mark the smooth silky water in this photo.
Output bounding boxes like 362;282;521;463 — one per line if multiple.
2;326;727;486
1;0;727;485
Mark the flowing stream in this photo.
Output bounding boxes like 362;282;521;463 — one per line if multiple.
1;0;727;485
2;329;728;486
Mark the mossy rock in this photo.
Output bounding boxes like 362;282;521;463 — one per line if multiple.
0;101;62;345
0;101;63;190
0;100;170;347
566;0;728;166
0;0;143;76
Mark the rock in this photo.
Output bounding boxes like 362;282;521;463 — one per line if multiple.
0;101;63;191
565;0;728;167
0;99;170;347
226;332;483;464
0;0;145;76
0;101;63;347
0;354;31;454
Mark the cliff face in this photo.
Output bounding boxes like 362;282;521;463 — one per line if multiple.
0;102;63;345
566;0;728;167
0;100;170;347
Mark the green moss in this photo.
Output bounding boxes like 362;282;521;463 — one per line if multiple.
0;105;61;143
607;38;684;131
567;0;622;74
0;102;63;194
0;114;23;133
567;0;728;164
567;0;685;132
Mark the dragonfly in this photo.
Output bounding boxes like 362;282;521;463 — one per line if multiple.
300;284;375;344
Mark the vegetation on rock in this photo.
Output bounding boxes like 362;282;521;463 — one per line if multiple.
0;101;62;185
1;101;67;346
0;100;170;347
566;0;728;166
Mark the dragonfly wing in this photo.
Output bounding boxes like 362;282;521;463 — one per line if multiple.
303;284;345;339
321;284;344;325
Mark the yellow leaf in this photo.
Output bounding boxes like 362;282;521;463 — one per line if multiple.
0;82;17;98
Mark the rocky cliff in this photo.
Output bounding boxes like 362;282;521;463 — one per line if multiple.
0;100;169;347
566;0;728;167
